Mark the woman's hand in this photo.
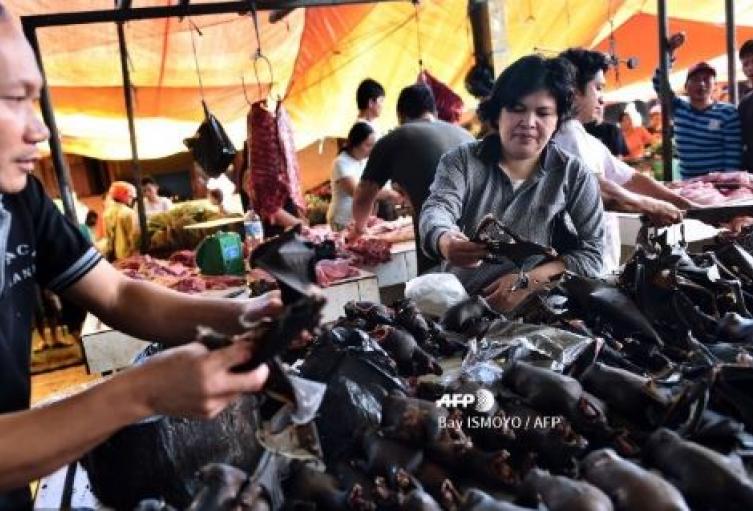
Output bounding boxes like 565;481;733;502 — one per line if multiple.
438;231;488;268
132;340;269;420
482;273;534;313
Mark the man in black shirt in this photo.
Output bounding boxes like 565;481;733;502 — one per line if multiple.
0;9;279;508
351;84;473;274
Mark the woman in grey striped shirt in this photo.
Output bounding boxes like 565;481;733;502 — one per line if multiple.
419;55;604;312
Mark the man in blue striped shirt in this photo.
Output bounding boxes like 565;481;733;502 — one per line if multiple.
653;32;742;179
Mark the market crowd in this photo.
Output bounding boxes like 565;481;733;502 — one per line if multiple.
4;0;753;506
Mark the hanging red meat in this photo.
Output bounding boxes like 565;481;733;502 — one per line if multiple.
417;70;464;124
276;104;306;212
247;101;306;220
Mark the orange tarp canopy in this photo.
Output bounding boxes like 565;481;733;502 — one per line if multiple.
8;0;474;160
502;0;753;102
8;0;753;160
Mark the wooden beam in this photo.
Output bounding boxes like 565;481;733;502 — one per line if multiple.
22;0;403;29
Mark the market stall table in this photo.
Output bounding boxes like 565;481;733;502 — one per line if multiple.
617;196;753;263
359;240;418;288
617;212;720;262
319;269;380;321
182;216;245;231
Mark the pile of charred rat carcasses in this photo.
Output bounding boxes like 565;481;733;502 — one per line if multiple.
83;227;753;510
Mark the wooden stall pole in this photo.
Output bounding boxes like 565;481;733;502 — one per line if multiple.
657;0;674;182
726;0;738;106
116;20;149;253
22;23;78;224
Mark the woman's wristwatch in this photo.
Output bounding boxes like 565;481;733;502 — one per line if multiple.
514;271;543;291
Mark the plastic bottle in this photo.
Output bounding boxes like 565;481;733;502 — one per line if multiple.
243;208;265;252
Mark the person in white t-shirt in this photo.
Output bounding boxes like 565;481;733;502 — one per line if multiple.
141;176;173;216
327;122;380;231
556;48;697;273
206;173;237;214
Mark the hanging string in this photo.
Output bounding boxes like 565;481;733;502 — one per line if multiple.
248;0;263;59
606;0;621;84
246;0;275;100
412;0;424;73
241;74;252;106
188;19;205;101
253;54;275;100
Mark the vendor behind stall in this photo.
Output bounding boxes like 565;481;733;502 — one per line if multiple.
619;109;654;161
327;121;380;231
647;103;663;136
103;181;139;261
420;54;605;312
255;194;306;238
0;7;277;507
352;83;473;274
208;188;228;216
141;176;172;216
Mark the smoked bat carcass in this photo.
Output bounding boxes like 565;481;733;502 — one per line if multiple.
580;362;673;430
371;325;442;377
581;449;690;511
380;393;453;446
441;296;501;338
344;300;395;328
518;468;613;511
501;360;604;428
644;428;753;510
361;429;424;477
559;272;664;347
425;441;519;490
459;489;538;511
284;462;375;511
186;464;250;511
506;403;587;475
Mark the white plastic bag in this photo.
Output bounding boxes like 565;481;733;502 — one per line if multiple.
404;272;469;317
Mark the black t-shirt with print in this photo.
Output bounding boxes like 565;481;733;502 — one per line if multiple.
0;176;101;509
